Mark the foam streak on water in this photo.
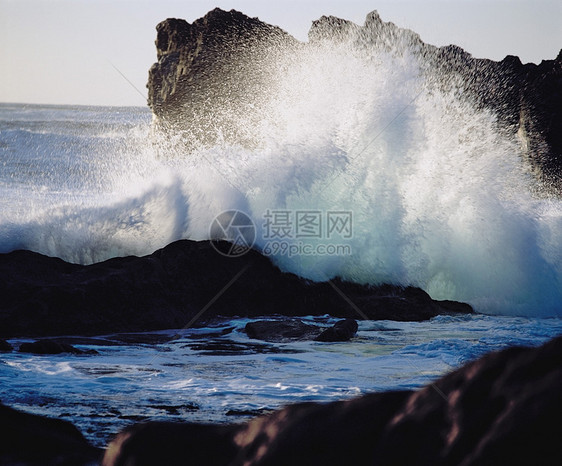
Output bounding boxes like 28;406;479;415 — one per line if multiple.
1;33;562;316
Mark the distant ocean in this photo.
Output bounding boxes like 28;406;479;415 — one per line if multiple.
1;89;562;444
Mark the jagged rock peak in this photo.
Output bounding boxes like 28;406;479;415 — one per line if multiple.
501;54;523;67
363;10;423;49
308;15;359;42
190;7;273;37
309;9;423;49
155;8;292;52
155;18;190;59
364;10;383;26
148;8;298;120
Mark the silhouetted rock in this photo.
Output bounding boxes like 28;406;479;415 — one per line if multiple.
18;340;97;355
102;335;562;466
0;338;12;352
0;403;102;465
0;240;471;337
148;8;299;149
435;300;475;315
315;318;358;342
103;422;241;466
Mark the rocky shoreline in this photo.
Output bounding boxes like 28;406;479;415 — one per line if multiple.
1;335;560;465
0;239;472;338
2;7;561;465
1;235;559;466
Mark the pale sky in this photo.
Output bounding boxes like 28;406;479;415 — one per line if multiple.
1;0;560;107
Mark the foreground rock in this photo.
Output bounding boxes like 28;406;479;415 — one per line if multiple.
0;403;102;465
103;335;562;465
0;240;470;337
148;8;562;190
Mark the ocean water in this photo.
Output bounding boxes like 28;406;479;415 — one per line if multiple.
1;32;562;447
1;315;561;447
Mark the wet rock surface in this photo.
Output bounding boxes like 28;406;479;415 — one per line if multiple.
315;318;358;342
148;8;300;149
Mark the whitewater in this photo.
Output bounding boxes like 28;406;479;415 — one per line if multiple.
1;39;562;317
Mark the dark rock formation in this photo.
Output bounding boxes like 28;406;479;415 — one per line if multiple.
313;12;562;191
244;318;357;342
315;318;358;342
147;8;300;149
435;300;474;315
147;8;562;191
0;239;471;338
420;42;562;192
102;335;562;466
103;422;241;466
0;403;102;465
0;338;12;352
245;319;322;342
18;340;97;355
307;12;562;189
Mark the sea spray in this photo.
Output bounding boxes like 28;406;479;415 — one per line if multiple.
0;24;561;316
163;34;562;317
